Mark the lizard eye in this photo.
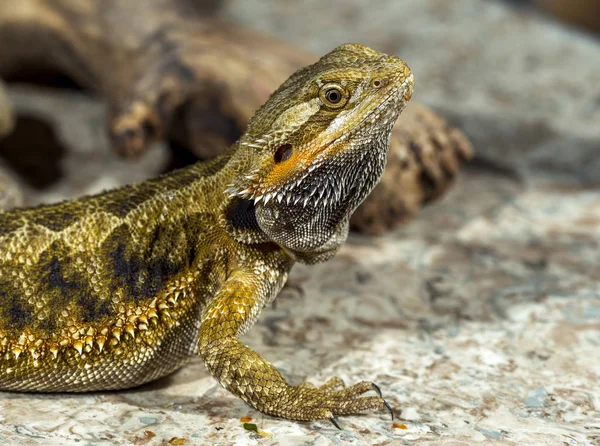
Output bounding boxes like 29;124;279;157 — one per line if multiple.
326;89;341;103
319;84;348;109
274;143;293;163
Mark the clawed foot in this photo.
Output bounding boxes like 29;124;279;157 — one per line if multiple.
278;378;394;429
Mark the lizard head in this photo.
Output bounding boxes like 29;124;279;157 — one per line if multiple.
226;43;414;262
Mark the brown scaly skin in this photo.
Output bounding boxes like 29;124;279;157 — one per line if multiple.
0;0;472;234
0;43;414;423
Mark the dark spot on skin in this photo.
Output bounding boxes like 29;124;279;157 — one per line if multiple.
108;228;185;303
3;236;121;331
43;256;79;292
3;294;34;331
147;221;164;248
144;258;179;298
0;279;34;330
400;159;410;170
0;214;24;237
36;246;110;325
39;317;57;332
78;294;113;323
111;243;144;301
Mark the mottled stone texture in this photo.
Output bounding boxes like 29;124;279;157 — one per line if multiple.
0;0;599;444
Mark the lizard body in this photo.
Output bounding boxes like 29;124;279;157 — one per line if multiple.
0;43;413;421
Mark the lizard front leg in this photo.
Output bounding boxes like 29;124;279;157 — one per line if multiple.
198;269;392;424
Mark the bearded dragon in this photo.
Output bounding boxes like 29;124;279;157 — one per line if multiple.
0;43;413;425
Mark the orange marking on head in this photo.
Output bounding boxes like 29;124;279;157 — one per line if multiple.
262;149;307;189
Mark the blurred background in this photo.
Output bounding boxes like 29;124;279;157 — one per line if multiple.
0;1;598;445
520;0;600;34
0;0;598;208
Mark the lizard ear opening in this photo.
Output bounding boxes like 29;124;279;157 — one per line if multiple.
226;198;259;231
224;197;270;244
274;144;293;163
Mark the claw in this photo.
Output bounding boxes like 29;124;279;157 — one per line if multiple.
371;382;383;398
383;399;394;420
329;416;342;430
371;383;394;420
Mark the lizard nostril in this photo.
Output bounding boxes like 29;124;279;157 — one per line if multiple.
274;144;294;163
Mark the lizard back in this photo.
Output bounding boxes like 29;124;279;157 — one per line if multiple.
0;155;244;390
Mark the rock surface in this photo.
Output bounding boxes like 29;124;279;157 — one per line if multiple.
0;0;599;445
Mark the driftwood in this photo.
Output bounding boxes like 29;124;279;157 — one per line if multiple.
0;80;13;138
0;80;22;210
0;0;473;233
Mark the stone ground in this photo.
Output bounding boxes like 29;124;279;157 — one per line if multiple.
0;0;599;445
